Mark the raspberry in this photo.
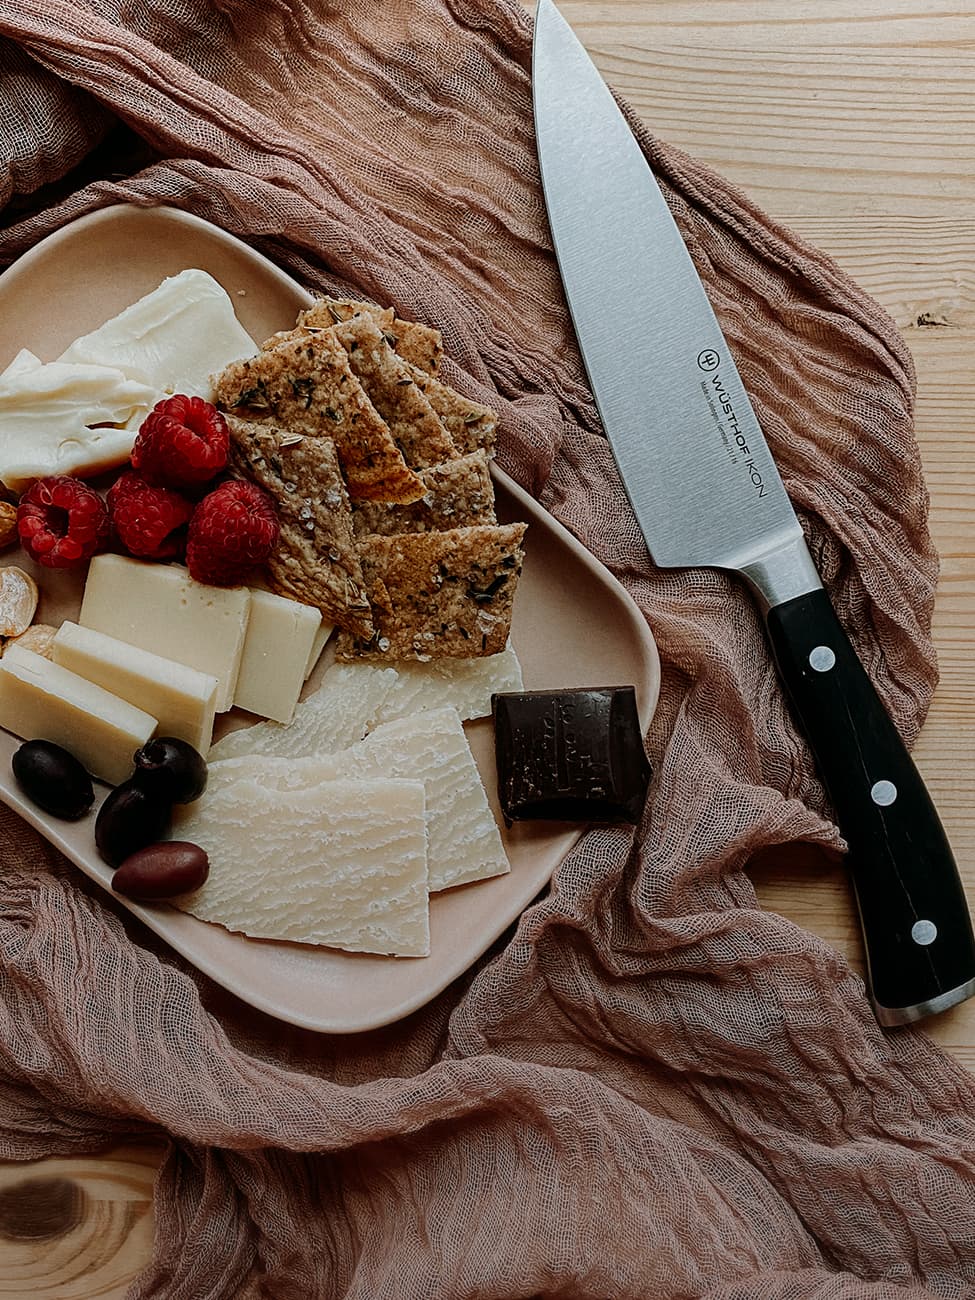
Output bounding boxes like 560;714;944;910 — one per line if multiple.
131;394;229;490
17;476;110;569
107;471;194;561
186;479;279;586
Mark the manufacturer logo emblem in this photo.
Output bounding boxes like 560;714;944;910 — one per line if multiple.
697;349;720;373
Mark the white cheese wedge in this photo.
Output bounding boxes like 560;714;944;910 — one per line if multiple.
205;706;508;892
0;349;42;381
59;269;257;400
173;777;430;956
79;556;251;712
0;645;156;785
233;589;322;724
362;643;524;726
0;359;157;491
303;620;334;681
52;622;218;754
208;661;398;760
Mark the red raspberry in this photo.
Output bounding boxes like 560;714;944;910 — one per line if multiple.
17;476;110;569
186;479;279;586
131;394;229;490
107;471;195;561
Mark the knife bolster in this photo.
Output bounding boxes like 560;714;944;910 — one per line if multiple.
738;533;822;612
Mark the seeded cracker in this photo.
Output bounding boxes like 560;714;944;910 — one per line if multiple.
211;330;426;504
330;313;457;468
406;365;497;456
299;297;395;331
300;298;444;374
335;522;526;662
225;415;374;638
353;450;496;537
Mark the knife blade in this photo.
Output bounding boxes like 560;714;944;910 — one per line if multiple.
531;0;975;1026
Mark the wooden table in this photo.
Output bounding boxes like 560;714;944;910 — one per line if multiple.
2;1;973;1293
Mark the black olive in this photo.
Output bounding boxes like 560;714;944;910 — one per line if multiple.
11;740;95;821
95;780;172;868
131;737;208;804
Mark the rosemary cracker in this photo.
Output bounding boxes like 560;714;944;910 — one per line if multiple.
211;329;426;504
407;365;498;456
299;297;443;375
226;416;373;638
331;312;457;468
335;522;526;662
353;450;496;537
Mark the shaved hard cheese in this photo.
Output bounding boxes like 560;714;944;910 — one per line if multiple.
204;706;509;892
173;777;430;956
207;662;398;761
374;643;523;726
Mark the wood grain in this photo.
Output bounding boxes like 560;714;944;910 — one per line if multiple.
0;1146;159;1298
2;0;973;1291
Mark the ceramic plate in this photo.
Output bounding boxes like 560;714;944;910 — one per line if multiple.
0;205;660;1032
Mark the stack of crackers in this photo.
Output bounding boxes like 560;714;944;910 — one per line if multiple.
210;298;526;662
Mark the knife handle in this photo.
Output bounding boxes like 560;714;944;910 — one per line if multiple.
765;587;975;1025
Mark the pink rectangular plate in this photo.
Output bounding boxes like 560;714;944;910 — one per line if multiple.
0;205;659;1032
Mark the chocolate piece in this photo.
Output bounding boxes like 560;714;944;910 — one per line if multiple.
491;687;651;825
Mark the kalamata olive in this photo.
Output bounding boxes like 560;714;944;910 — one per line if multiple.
111;841;209;900
11;740;95;820
131;737;207;804
95;779;172;867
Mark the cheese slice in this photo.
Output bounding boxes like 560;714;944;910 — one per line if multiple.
0;349;42;381
303;620;334;681
208;661;397;760
206;706;508;891
0;645;157;785
79;556;251;712
52;622;218;753
374;642;523;725
59;269;257;400
173;777;430;956
233;589;321;724
0;358;157;490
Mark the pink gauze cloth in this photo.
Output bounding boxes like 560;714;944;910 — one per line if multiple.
1;1;975;1297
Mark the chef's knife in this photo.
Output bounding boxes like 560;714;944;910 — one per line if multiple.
531;0;975;1026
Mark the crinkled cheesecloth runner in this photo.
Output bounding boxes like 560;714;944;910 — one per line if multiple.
0;2;974;1297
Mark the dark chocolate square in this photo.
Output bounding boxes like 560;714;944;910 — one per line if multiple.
491;686;652;825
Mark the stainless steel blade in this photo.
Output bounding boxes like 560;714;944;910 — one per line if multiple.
532;0;820;608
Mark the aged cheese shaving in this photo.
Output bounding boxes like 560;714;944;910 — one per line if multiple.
207;661;398;760
206;705;508;891
375;643;523;725
172;777;430;956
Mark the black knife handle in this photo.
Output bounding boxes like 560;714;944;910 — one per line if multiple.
766;587;975;1024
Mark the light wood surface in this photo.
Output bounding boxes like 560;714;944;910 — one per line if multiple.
2;1;974;1292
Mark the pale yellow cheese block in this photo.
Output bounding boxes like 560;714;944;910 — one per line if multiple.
173;777;430;956
0;645;157;785
303;620;334;681
208;661;398;761
79;555;251;712
233;589;322;724
205;706;509;892
52;621;218;753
